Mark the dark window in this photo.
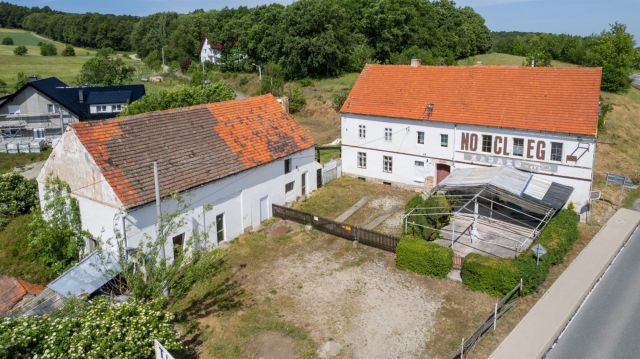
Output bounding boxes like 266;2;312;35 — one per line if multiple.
417;131;425;144
383;155;393;173
384;128;392;142
357;152;367;168
216;214;224;243
482;135;492;153
358;125;366;139
440;134;449;147
513;138;524;157
172;233;184;259
285;181;294;193
551;142;563;162
284;158;292;174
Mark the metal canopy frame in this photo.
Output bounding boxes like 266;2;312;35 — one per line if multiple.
402;184;556;256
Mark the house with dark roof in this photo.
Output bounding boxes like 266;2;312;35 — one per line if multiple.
37;95;321;260
0;77;145;143
341;62;602;214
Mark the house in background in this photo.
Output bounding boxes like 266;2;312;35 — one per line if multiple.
200;37;223;64
340;63;602;214
0;77;145;148
37;94;321;262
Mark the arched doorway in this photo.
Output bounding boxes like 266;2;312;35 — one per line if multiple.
436;164;451;184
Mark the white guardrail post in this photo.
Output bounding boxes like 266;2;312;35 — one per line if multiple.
154;339;176;359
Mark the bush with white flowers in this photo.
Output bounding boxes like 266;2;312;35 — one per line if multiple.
0;297;182;358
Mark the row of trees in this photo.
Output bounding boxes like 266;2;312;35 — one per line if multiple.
493;23;640;92
1;0;492;79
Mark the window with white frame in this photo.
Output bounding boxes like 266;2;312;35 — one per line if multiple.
417;131;425;144
285;181;294;193
384;128;392;142
284;158;292;174
357;152;367;168
551;142;563;162
47;104;58;113
440;134;449;147
96;105;107;113
358;124;366;139
513;138;524;157
482;135;492;153
114;104;123;112
383;155;393;173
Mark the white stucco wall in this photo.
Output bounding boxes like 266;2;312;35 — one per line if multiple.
341;113;596;210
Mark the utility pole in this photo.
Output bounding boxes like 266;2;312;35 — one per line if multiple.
153;161;168;296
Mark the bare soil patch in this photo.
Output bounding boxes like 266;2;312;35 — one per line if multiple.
245;331;297;359
194;221;493;359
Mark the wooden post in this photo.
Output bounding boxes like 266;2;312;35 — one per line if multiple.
461;337;465;358
493;302;498;331
519;278;523;295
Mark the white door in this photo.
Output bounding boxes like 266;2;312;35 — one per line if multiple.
259;196;269;222
414;160;426;182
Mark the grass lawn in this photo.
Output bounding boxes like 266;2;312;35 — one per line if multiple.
0;148;51;175
0;214;48;284
177;220;493;358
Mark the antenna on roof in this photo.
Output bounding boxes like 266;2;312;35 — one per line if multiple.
424;103;435;119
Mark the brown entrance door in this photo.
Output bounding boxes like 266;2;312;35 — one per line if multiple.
436;164;451;184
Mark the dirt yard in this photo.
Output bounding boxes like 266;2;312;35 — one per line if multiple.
194;220;494;359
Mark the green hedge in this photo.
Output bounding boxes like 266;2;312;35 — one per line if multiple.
461;209;578;296
396;235;453;278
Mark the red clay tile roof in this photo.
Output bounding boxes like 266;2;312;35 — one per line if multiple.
0;276;45;313
72;95;315;209
341;65;602;136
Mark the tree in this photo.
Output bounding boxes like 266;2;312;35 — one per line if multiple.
260;62;284;96
121;82;235;115
78;55;135;85
13;45;27;56
1;37;13;45
0;173;38;229
28;176;87;279
586;23;636;92
39;42;57;56
61;44;75;56
14;72;32;90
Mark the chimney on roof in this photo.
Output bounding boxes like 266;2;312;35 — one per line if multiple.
78;89;84;103
277;96;289;114
410;58;421;67
27;75;38;82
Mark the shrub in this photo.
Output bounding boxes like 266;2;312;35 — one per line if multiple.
396;235;453;278
404;194;451;241
332;87;350;111
0;172;38;229
61;44;75;56
179;57;192;73
2;37;13;45
285;86;306;113
13;45;27;56
461;208;578;296
0;297;183;358
39;43;57;56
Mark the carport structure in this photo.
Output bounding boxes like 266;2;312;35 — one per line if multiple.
402;167;573;258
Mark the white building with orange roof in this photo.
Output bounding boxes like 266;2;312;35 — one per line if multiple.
340;62;602;214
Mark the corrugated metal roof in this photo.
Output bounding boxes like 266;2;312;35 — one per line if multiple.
47;251;121;298
437;166;573;209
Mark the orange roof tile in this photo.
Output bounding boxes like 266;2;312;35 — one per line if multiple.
341;65;602;136
72;95;315;209
0;276;45;313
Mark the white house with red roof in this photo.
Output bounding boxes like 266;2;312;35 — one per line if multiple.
38;95;321;261
200;37;223;64
340;63;602;214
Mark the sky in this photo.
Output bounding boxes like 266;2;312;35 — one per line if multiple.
10;0;640;41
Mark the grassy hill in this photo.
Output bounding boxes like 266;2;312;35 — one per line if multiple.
458;52;577;67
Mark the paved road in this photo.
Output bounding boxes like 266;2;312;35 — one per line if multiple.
547;226;640;359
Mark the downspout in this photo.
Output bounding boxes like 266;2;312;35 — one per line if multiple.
121;213;128;261
452;124;457;166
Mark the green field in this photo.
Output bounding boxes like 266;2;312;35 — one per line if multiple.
458;52;577;67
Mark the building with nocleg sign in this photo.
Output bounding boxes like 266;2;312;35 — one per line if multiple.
340;62;602;213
